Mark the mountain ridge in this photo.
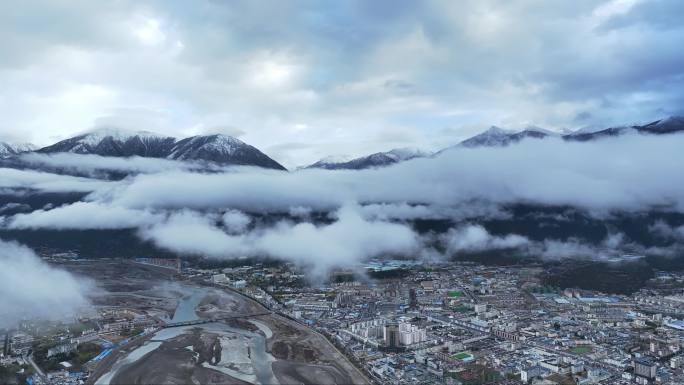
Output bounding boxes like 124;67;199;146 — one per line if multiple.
34;128;286;170
5;115;684;172
0;142;36;158
304;147;428;170
305;115;684;170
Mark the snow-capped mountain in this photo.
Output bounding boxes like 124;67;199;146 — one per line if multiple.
437;126;554;152
303;155;352;169
442;116;684;151
632;116;684;135
461;126;555;148
563;116;684;142
458;126;517;148
168;134;286;170
0;142;36;158
37;128;176;157
305;147;429;170
36;128;286;170
385;147;430;161
572;125;604;135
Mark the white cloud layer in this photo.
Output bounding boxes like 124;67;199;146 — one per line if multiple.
18;153;210;175
7;201;164;230
443;224;529;252
2;133;684;271
140;205;418;275
441;223;648;261
0;167;110;193
96;134;684;213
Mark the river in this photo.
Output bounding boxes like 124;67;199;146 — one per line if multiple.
94;285;277;385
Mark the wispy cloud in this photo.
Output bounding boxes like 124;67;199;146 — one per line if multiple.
0;240;90;328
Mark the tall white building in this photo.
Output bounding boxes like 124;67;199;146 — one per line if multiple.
350;319;386;339
398;322;427;346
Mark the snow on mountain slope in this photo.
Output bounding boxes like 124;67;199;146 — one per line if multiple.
385;147;430;161
459;126;519;148
168;134;286;170
37;127;176;157
0;142;36;158
305;147;429;170
36;128;286;170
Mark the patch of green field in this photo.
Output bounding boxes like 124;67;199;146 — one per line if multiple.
570;346;592;354
452;352;472;360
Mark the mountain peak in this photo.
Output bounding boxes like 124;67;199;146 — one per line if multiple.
0;141;36;158
168;134;286;170
484;125;512;135
77;127;171;145
317;154;353;164
385;147;429;160
459;126;520;148
188;133;246;146
522;125;557;136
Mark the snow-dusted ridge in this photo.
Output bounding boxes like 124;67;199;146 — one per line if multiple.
75;127;170;146
34;128;286;170
304;147;430;170
304;115;684;170
0;142;37;158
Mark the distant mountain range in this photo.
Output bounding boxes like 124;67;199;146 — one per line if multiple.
1;116;683;172
304;148;428;170
563;116;684;142
455;126;553;149
33;128;286;170
305;116;684;170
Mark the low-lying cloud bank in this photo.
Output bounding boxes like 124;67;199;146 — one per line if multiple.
0;239;90;328
0;167;110;193
92;134;684;213
443;225;529;252
18;153;212;175
442;223;682;261
7;201;164;230
139;205;419;275
650;220;684;241
1;133;684;272
4;133;684;213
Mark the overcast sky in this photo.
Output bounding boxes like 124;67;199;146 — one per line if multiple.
1;0;683;166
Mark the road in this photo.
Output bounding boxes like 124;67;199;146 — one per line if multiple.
28;355;47;383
